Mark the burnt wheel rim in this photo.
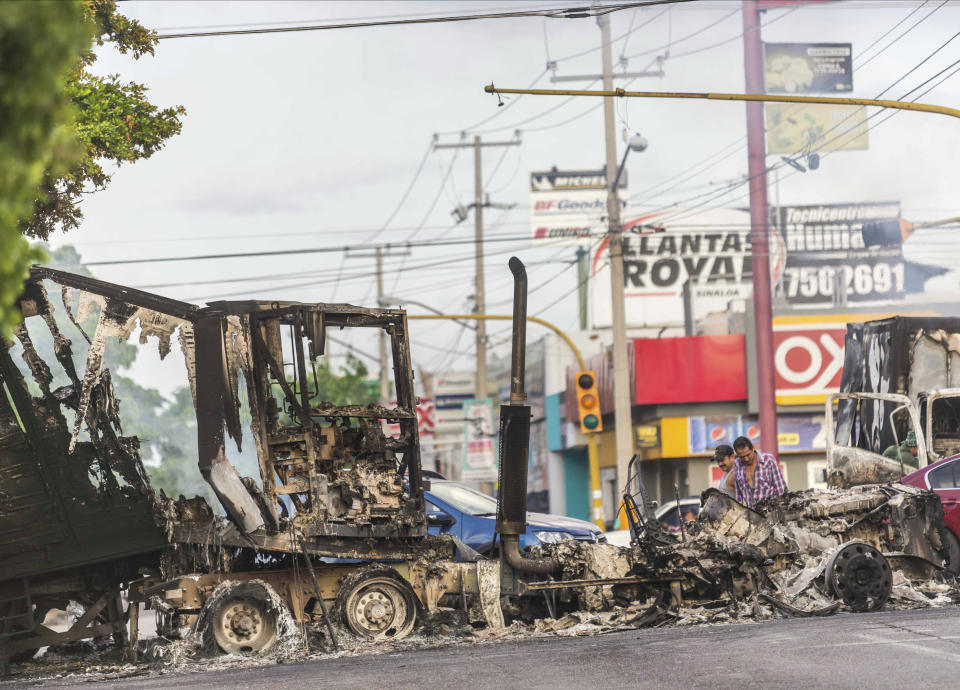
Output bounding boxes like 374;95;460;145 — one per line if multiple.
827;542;892;612
212;596;277;654
343;576;415;640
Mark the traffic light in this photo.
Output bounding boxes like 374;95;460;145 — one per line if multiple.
575;370;603;434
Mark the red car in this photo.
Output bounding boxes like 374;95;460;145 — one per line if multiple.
900;455;960;573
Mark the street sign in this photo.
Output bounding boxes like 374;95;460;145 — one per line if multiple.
461;398;497;481
529;168;626;245
764;43;853;94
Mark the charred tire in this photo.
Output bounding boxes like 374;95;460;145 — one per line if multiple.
941;529;960;575
825;541;892;612
205;582;279;655
335;565;418;640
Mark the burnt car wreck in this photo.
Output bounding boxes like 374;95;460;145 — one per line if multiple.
2;262;959;675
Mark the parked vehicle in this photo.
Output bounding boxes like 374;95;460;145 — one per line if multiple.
655;498;701;534
899;456;960;573
424;478;604;553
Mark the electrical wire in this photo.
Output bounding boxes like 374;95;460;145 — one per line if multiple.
156;1;697;40
367;138;435;244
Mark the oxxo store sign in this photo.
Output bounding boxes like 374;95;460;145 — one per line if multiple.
773;319;846;405
765;312;914;406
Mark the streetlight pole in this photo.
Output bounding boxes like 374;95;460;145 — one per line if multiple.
600;13;633;521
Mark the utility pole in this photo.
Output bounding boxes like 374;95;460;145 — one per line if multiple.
474;136;487;399
742;1;779;457
344;246;410;404
576;247;588;330
599;13;634;517
376;247;389;403
434;134;519;401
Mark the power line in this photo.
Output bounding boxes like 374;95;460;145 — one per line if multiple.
617;1;944;217
81;231;554;267
156;1;697;40
367;139;435;244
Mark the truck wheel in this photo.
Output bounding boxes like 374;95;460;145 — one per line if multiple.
825;541;892;612
206;582;279;655
335;566;417;640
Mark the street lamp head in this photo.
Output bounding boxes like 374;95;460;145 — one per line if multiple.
628;133;648;153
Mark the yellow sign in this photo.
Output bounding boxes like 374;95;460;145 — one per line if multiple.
635;424;660;449
765;103;868;155
778;432;800;446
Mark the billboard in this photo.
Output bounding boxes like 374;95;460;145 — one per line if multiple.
689;414;826;455
764;43;853;93
765;103;868;155
529;168;627;245
433;373;476;437
779;202;905;305
592;207;786;327
461;398;497;482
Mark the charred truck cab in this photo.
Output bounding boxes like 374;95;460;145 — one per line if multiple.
0;266;456;663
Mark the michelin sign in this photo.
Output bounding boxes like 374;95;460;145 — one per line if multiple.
529;168;627;245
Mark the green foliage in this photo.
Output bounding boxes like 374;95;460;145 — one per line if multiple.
22;0;185;240
309;355;381;407
0;1;90;339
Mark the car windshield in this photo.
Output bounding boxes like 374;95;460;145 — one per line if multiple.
428;481;499;516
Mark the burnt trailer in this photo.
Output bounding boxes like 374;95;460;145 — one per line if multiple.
0;266;465;662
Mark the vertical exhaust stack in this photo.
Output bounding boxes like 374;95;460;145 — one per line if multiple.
496;257;558;574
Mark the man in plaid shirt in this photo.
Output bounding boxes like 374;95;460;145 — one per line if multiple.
724;436;787;507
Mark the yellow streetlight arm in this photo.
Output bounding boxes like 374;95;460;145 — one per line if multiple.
483;84;960;120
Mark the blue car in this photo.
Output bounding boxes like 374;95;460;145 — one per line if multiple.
423;477;605;554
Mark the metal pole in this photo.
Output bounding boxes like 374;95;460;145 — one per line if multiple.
377;246;389;404
474;135;488;400
408;312;606;529
742;0;778;457
600;13;632;523
576;246;588;330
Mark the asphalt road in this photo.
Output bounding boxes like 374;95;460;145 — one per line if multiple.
14;607;960;689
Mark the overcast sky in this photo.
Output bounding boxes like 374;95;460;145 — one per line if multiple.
52;0;960;394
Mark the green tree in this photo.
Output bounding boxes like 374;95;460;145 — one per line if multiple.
309;356;380;407
22;0;185;240
0;2;90;338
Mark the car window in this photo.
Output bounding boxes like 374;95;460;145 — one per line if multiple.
427;482;498;516
928;461;960;489
659;509;681;528
425;500;444;514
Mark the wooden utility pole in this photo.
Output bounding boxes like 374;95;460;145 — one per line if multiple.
344;246;409;404
434;135;519;401
599;13;633;521
473;136;487;399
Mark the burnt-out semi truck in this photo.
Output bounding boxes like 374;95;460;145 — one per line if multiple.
0;264;467;661
0;260;667;664
3;262;955;667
